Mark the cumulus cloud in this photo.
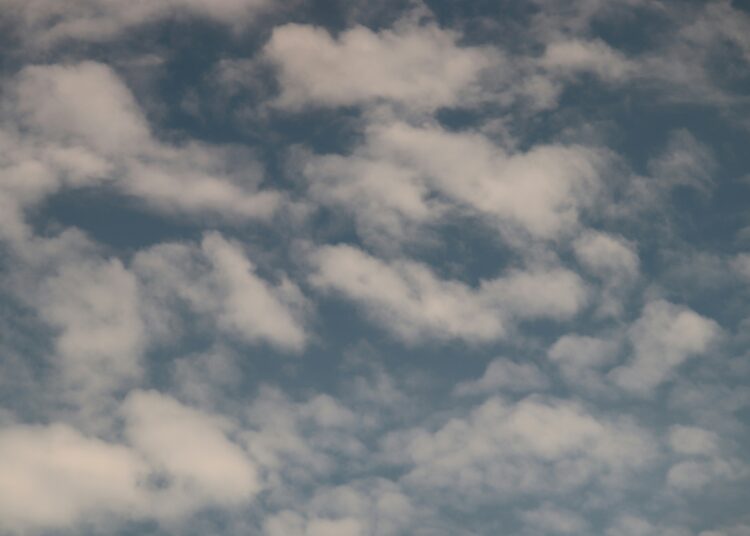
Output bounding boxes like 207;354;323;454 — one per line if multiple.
548;334;619;392
540;39;635;81
303;120;609;246
38;257;145;398
610;300;721;395
0;391;259;532
454;358;549;396
574;231;639;280
2;61;280;224
1;1;749;534
0;423;146;531
121;390;261;511
384;395;656;498
310;244;587;344
264;480;414;536
134;232;309;352
264;21;496;110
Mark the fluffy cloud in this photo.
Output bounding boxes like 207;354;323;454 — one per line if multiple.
121;390;261;511
384;395;656;498
303;120;609;246
134;232;309;352
0;391;259;532
264;480;414;536
0;423;146;531
548;334;619;392
573;230;639;316
610;300;721;395
38;256;144;398
3;62;280;224
540;39;635;81
574;231;639;280
454;358;549;396
310;244;587;344
264;22;496;110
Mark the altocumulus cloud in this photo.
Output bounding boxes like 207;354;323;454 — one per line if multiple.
0;0;749;535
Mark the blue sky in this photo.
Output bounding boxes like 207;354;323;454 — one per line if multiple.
1;0;750;534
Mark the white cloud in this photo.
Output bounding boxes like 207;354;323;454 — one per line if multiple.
38;256;144;398
384;395;656;498
303;120;609;246
540;39;635;81
548;334;619;392
610;300;721;395
574;231;639;280
454;358;549;396
264;22;495;110
4;62;280;222
121;390;261;512
0;423;146;531
264;480;413;536
310;244;587;344
2;0;271;46
134;232;309;352
0;391;263;533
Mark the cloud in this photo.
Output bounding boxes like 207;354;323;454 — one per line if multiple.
573;230;640;317
610;300;721;395
38;256;145;398
668;425;719;455
540;39;635;81
264;21;496;110
264;480;414;536
454;358;549;396
2;0;271;46
134;232;309;352
605;515;691;536
310;244;587;344
384;395;656;498
4;61;280;223
646;130;716;195
521;504;588;534
0;423;146;531
121;390;261;512
574;231;639;280
548;334;619;392
0;390;260;532
303;120;609;246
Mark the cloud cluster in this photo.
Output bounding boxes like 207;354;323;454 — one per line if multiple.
1;0;749;534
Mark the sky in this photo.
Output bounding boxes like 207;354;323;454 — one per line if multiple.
0;0;749;534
